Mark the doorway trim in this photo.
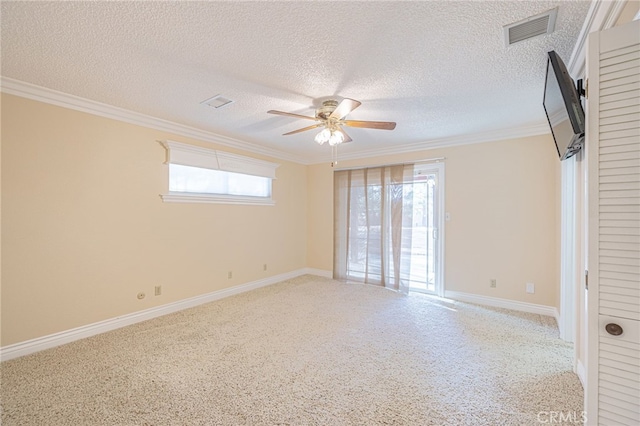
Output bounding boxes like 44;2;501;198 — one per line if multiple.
414;161;445;297
559;156;577;343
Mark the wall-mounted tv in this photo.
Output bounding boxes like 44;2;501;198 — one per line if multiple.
543;50;585;160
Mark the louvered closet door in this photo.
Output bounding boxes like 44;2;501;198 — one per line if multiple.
587;19;640;426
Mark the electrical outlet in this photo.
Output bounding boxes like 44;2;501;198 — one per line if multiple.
228;271;233;279
526;282;535;294
155;285;162;296
490;279;497;288
263;264;267;271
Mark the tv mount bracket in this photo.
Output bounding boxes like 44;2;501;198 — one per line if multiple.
576;79;586;99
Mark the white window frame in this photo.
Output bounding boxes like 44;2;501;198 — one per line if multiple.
160;140;279;206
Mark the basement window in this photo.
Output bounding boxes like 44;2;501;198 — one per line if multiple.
160;140;279;205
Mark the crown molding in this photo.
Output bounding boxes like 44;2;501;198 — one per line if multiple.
2;77;551;166
310;121;551;164
568;0;628;78
0;77;307;165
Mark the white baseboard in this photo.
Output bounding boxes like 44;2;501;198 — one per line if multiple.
303;268;333;278
1;268;323;362
444;290;557;318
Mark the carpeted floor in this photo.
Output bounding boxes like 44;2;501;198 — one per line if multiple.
0;275;583;425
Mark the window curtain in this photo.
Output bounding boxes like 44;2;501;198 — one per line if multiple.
334;164;414;294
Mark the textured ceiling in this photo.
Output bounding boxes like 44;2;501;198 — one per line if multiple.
1;1;591;163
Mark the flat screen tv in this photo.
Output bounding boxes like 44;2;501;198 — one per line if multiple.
543;50;585;160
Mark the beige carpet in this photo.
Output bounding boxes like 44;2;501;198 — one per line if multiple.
1;275;583;425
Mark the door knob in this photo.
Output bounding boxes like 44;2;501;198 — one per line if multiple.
605;323;623;336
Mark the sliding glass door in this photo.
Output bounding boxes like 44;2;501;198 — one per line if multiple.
406;163;443;295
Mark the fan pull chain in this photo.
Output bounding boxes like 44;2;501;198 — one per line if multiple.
331;145;338;167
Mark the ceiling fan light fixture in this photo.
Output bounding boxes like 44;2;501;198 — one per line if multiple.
328;130;344;146
315;128;331;145
267;97;395;150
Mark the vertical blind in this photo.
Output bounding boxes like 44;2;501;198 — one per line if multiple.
334;164;415;294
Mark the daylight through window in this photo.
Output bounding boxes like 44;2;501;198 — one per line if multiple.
160;140;279;205
169;164;271;197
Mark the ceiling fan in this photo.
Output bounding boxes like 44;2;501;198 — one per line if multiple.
267;98;396;146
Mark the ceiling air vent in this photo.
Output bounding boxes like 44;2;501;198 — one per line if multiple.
201;94;234;109
504;8;558;46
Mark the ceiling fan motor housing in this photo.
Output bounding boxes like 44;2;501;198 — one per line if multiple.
316;100;339;120
267;97;395;141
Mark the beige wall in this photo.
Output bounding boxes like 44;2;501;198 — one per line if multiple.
1;94;307;346
306;163;334;271
2;92;561;347
617;1;639;26
307;135;560;307
1;97;3;348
